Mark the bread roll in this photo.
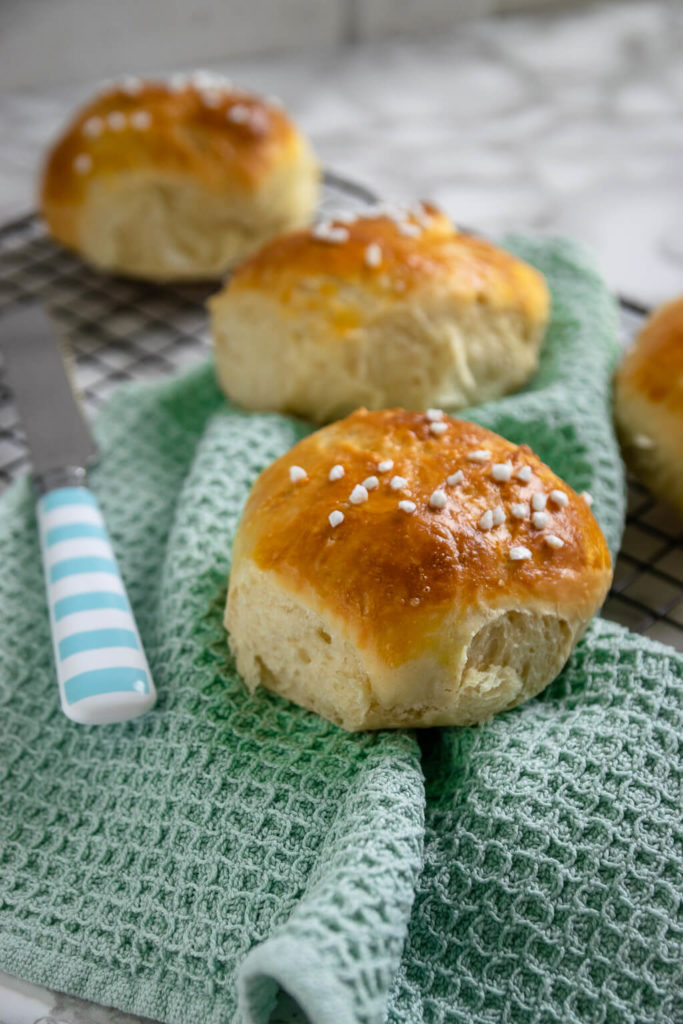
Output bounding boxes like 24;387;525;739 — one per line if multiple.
226;409;611;730
615;296;683;516
40;72;319;281
210;204;550;423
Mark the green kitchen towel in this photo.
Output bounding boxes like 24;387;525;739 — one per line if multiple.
0;237;681;1024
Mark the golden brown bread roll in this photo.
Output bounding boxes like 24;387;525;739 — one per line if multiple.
40;72;319;281
614;296;683;517
210;204;550;423
226;409;611;730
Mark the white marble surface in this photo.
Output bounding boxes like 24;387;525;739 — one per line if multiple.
0;0;592;90
0;2;681;1022
1;0;682;308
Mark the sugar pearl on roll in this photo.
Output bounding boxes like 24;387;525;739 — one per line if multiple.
398;500;416;514
312;222;349;244
107;111;126;130
130;110;151;130
82;116;103;137
201;90;223;108
227;103;250;124
73;154;92;174
509;546;532;561
121;75;143;95
491;462;512;482
364;243;382;268
549;489;569;508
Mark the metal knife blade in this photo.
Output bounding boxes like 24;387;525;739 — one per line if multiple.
0;305;97;478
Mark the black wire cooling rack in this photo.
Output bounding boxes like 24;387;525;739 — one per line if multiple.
0;172;681;653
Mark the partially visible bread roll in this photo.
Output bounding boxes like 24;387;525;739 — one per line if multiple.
40;72;319;281
615;296;683;517
226;409;610;730
210;204;550;423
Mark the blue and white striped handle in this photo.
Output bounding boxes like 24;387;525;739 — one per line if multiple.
37;486;156;725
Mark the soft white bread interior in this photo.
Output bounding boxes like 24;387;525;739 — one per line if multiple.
614;295;683;517
210;204;550;423
40;72;319;281
226;409;612;730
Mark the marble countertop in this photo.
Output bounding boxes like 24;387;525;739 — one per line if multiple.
0;1;681;1022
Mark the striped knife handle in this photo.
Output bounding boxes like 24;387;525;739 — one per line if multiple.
37;486;156;724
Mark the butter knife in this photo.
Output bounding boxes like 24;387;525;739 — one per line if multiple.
0;305;156;724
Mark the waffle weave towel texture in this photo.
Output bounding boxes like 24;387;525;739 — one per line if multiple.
0;237;681;1024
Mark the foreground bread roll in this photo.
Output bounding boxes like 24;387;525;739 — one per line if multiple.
226;410;610;730
614;296;683;516
210;204;550;422
40;72;319;281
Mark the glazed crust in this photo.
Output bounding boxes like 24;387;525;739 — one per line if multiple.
219;206;549;328
616;296;683;413
232;409;611;668
42;81;300;233
615;296;683;515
